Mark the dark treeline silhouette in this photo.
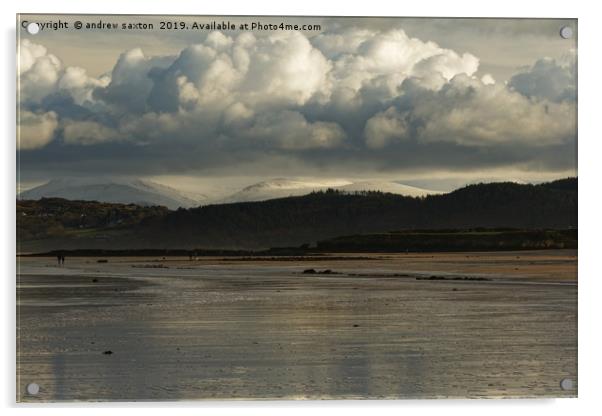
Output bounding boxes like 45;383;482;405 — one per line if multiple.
316;229;577;252
17;178;577;251
22;228;576;257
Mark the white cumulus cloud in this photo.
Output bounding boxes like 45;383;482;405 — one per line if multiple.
17;28;576;165
364;74;575;148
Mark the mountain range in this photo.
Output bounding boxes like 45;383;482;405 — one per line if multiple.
18;177;201;210
19;177;441;208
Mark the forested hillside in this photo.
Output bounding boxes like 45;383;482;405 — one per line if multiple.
17;178;577;251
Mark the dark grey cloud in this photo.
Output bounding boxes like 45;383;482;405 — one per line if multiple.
508;55;576;102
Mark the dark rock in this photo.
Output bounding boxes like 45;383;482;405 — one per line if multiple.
102;350;113;355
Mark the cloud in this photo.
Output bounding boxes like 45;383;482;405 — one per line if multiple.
19;40;62;103
58;66;110;106
240;31;332;107
93;48;174;114
508;55;576;102
315;28;479;101
62;120;123;145
19;39;107;108
17;29;576;181
145;31;332;114
237;110;346;150
364;107;408;149
364;75;575;148
481;74;495;85
18;110;58;150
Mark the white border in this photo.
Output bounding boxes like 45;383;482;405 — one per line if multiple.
3;1;601;415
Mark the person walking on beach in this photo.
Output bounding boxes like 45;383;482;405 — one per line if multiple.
57;254;61;266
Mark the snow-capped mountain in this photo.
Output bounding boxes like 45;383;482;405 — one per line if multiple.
218;178;441;203
218;178;353;203
18;177;202;210
337;181;442;197
18;177;443;209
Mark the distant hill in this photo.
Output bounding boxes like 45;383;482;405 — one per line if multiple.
17;178;577;252
17;198;168;253
19;177;202;210
218;178;440;203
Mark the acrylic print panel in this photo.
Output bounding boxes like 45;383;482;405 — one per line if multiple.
16;14;577;401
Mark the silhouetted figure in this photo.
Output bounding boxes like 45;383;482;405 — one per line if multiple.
57;254;61;266
60;255;65;265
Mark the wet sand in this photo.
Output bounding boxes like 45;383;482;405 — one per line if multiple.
17;250;577;401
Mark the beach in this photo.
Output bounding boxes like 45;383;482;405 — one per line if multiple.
17;250;577;401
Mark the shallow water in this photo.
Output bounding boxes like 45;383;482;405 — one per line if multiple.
17;254;577;401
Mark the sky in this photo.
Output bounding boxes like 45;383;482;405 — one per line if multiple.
17;15;577;193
